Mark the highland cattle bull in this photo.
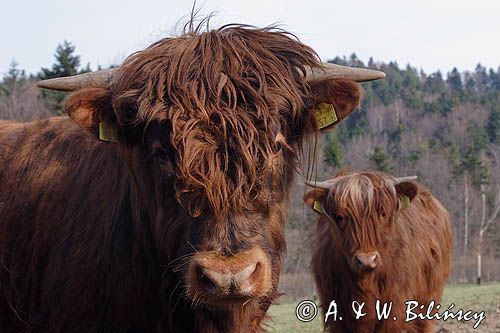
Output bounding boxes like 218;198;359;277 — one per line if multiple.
0;25;385;332
304;171;452;333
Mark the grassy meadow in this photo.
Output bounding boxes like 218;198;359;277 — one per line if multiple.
267;282;500;333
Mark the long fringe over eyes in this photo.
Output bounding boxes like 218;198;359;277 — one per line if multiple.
111;25;322;219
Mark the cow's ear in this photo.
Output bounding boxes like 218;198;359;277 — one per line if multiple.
64;87;115;138
307;78;363;131
303;188;329;213
395;181;418;206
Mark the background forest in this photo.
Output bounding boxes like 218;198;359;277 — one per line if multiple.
1;42;499;299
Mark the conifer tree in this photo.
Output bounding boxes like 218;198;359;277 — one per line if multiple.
447;67;463;93
38;41;90;114
486;107;500;145
324;133;344;169
1;60;26;96
369;146;393;173
0;60;28;119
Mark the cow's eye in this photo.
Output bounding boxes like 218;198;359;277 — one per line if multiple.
274;141;283;154
332;214;346;228
147;144;172;165
273;132;290;155
147;147;163;160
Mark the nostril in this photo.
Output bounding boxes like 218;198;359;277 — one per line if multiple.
251;262;261;280
199;266;233;292
354;255;365;268
198;266;218;294
234;262;258;283
235;262;261;295
366;253;378;268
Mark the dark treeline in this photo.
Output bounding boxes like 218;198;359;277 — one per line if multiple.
1;44;499;296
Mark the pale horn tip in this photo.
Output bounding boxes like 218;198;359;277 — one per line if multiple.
394;176;418;184
36;78;75;92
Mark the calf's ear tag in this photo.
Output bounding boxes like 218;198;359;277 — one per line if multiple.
315;103;337;129
99;122;118;143
313;200;323;214
400;195;411;209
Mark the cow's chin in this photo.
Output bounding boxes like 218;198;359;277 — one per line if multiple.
185;276;274;309
187;291;264;308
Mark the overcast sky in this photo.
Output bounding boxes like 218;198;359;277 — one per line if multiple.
1;0;499;76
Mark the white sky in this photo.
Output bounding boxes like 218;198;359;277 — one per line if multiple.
1;0;499;76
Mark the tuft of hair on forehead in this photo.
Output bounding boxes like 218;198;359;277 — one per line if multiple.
109;24;323;219
321;171;401;249
325;172;398;222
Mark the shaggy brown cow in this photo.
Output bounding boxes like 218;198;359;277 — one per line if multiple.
304;171;451;333
0;25;384;332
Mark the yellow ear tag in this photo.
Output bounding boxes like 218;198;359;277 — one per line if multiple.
401;195;411;209
313;200;323;214
315;103;337;129
99;122;118;143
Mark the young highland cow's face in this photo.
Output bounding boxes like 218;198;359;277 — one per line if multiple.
304;172;417;276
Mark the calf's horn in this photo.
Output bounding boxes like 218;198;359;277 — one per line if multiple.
305;177;344;190
36;68;117;92
394;176;418;184
305;62;386;82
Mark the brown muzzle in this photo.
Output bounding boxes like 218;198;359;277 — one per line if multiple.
352;250;380;273
186;246;272;303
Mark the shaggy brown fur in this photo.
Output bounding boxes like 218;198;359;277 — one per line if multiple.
0;25;362;332
305;171;452;333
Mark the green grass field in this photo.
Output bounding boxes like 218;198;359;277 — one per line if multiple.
267;282;500;333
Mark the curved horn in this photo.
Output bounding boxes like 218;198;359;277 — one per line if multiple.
36;68;118;92
394;176;418;184
306;63;386;82
305;178;342;190
37;61;385;91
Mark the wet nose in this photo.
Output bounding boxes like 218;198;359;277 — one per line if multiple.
353;251;379;271
187;246;271;301
200;262;257;294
